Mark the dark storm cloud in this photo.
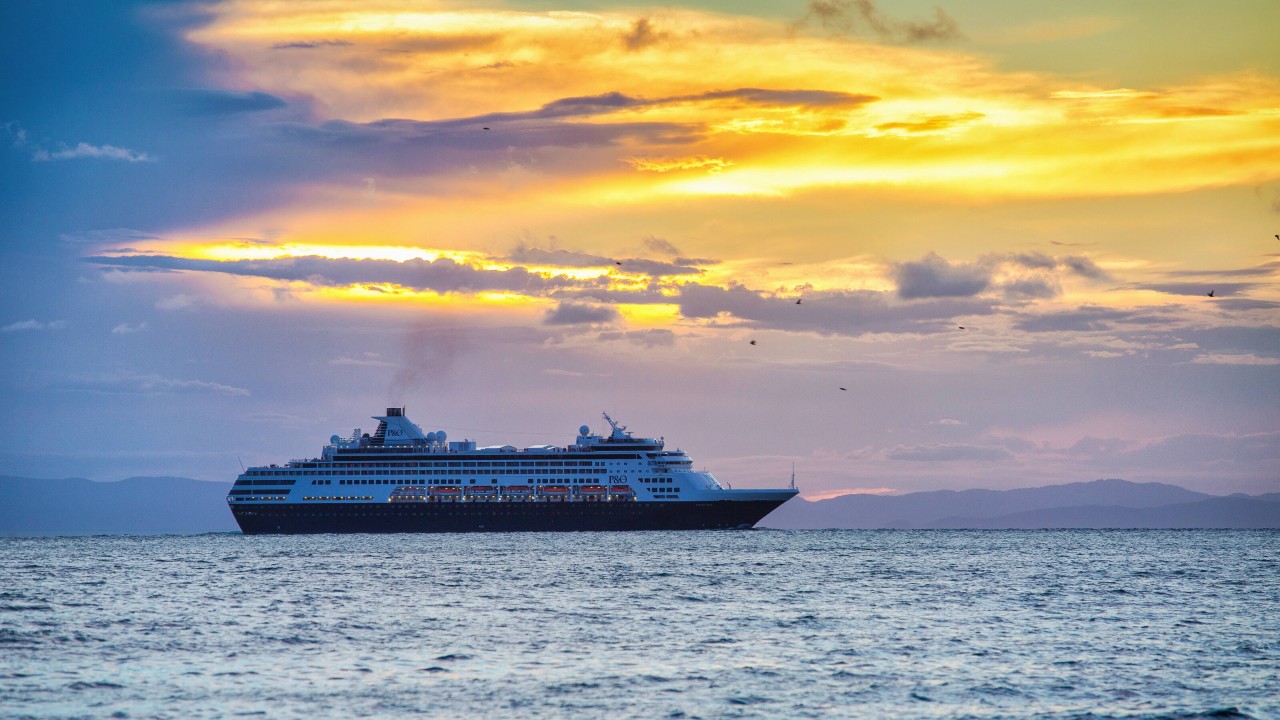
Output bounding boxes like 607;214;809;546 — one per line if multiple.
895;252;989;299
544;301;620;326
794;0;962;44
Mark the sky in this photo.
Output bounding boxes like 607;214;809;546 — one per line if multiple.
2;0;1278;497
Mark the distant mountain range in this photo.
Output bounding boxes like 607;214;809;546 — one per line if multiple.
1;476;1276;535
759;478;1280;530
1;476;237;535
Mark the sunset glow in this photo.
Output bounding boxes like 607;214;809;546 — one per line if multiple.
3;0;1277;496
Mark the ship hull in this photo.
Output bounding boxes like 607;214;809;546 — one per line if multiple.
230;499;788;534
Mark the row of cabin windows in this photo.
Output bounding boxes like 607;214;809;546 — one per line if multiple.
284;468;608;478
245;466;614;477
250;460;608;474
325;477;611;486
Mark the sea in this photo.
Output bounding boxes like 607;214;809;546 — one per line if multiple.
2;530;1276;720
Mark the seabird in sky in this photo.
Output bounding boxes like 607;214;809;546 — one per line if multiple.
1207;290;1215;297
749;340;757;345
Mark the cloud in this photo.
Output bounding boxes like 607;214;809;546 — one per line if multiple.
32;142;153;162
623;18;669;50
1001;277;1059;299
626;155;733;173
544;301;620;326
59;228;158;246
1060;255;1109;280
58;373;250;397
111;322;148;335
1011;305;1167;333
2;319;68;332
876;111;984;134
272;39;353;50
597;329;677;347
93;253;580;295
507;245;614;268
895;252;989;299
171;89;288;116
795;1;962;44
451;87;878;128
676;282;995;336
885;443;1014;461
641;236;683;257
1190;353;1280;366
329;354;395;367
155;294;203;311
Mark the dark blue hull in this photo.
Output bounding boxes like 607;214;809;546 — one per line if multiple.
230;499;788;534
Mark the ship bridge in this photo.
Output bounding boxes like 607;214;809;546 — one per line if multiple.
571;412;665;452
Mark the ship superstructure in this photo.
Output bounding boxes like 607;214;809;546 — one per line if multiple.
227;408;797;534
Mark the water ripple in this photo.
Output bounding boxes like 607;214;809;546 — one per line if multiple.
0;530;1276;719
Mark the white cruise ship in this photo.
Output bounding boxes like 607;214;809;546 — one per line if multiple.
227;408;798;533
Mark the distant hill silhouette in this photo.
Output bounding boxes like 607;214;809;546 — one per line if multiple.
2;476;1276;535
0;476;236;535
760;479;1280;529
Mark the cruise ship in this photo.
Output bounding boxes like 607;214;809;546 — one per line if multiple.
227;408;798;534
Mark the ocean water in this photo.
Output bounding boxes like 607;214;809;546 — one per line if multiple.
1;530;1277;720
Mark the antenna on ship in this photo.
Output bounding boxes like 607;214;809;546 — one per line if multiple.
237;456;245;473
790;461;796;491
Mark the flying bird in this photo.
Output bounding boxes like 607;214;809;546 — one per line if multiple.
482;127;490;131
1207;290;1215;297
796;298;802;305
615;261;622;266
749;340;757;346
839;387;847;391
958;326;966;330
